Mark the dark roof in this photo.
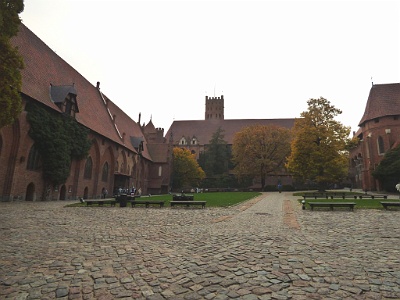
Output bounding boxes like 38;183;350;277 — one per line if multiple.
11;23;152;161
166;118;296;145
358;83;400;126
50;85;77;103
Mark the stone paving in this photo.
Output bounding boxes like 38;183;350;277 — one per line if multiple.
0;192;399;300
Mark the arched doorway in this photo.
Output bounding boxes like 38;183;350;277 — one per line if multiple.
26;183;35;201
83;187;89;199
60;185;67;200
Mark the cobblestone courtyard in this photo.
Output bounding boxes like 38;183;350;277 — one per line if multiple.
1;193;399;299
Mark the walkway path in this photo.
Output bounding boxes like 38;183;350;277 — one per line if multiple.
0;193;399;299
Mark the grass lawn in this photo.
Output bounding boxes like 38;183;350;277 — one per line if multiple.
66;192;262;208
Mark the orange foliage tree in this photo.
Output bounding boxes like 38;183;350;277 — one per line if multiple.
232;124;291;190
286;97;350;190
172;147;205;190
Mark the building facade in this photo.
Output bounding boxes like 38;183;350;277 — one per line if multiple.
349;83;400;191
0;24;170;201
167;95;296;189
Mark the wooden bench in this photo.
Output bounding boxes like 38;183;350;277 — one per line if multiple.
380;201;400;210
302;193;325;199
308;202;356;211
170;201;206;208
173;193;194;200
129;200;164;208
358;194;388;199
85;199;116;206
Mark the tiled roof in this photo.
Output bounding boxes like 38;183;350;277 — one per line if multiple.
358;83;400;126
11;24;152;160
147;143;169;163
166;118;295;145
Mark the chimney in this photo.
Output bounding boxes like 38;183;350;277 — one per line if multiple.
96;81;100;89
138;112;141;125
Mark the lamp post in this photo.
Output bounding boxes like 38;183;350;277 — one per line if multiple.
302;200;306;210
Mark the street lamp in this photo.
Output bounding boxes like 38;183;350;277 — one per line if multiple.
302;200;306;210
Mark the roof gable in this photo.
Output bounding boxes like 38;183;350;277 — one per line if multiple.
358;83;400;126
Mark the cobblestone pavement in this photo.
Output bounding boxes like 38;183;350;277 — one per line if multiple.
1;193;399;300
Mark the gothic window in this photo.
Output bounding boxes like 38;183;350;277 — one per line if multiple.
377;136;385;155
101;162;109;182
84;156;93;179
27;145;42;171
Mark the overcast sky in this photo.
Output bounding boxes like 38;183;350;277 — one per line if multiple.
20;0;399;134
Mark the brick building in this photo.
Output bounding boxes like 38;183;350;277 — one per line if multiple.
349;83;400;191
0;24;171;201
166;95;296;188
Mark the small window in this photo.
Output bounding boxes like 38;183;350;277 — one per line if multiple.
180;137;187;145
84;157;93;179
377;136;385;154
27;145;42;171
158;166;162;177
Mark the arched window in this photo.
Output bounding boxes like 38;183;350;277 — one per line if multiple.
27;145;42;170
84;157;93;179
377;136;385;154
101;162;109;182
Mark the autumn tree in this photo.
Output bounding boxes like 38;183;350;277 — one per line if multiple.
172;147;205;190
0;0;24;128
372;145;400;192
232;124;291;190
286;97;350;190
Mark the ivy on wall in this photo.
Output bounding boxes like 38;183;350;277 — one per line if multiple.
26;102;91;186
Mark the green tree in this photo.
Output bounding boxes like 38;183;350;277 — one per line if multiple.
232;124;291;190
372;145;400;192
199;127;230;176
172;147;205;190
286;97;350;190
0;0;24;128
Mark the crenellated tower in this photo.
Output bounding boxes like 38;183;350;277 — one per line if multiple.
205;95;224;120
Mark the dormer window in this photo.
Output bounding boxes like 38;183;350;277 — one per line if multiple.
50;84;79;117
191;137;197;145
179;137;187;145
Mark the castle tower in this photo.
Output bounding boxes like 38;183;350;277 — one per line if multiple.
205;95;224;120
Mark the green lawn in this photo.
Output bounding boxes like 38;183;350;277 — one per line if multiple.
66;192;262;208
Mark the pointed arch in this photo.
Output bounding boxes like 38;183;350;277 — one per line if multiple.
26;182;35;201
84;156;93;179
